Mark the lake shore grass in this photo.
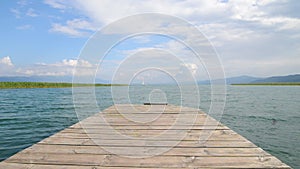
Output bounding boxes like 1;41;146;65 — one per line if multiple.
0;82;126;89
232;82;300;86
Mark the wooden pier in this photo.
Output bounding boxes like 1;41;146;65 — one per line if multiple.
0;104;291;168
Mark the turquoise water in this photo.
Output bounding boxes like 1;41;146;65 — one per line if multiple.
0;86;299;168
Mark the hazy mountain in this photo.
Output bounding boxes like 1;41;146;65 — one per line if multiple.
198;74;300;85
199;75;262;85
252;74;300;83
1;74;299;84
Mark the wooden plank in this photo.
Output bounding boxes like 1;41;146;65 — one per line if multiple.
0;162;195;169
71;123;223;127
69;125;229;130
0;104;291;169
39;137;257;148
21;144;270;157
6;154;289;168
51;129;245;141
82;118;220;124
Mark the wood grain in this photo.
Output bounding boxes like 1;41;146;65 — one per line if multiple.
0;104;291;169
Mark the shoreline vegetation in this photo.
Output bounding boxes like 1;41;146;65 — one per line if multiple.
0;82;126;89
1;82;300;89
232;82;300;86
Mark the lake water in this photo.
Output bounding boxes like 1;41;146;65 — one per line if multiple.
0;85;299;168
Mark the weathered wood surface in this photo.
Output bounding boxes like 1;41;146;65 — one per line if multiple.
0;104;291;169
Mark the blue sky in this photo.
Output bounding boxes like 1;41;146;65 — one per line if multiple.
0;0;86;65
0;0;299;81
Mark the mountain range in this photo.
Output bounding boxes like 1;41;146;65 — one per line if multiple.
0;74;299;85
199;74;300;84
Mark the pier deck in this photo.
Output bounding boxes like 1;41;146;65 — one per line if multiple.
0;104;291;168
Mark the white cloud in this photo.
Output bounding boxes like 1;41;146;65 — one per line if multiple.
0;56;13;66
58;59;93;67
264;17;300;30
110;49;197;84
11;1;39;18
42;0;300;78
26;8;38;17
28;59;95;76
50;0;294;28
44;0;67;9
131;36;152;44
223;0;300;32
0;56;15;76
69;0;231;25
16;24;32;30
223;57;300;77
50;19;97;37
44;0;300;42
182;63;198;76
17;0;27;6
10;8;21;18
50;23;83;37
0;58;95;77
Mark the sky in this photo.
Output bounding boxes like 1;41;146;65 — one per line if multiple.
0;0;299;82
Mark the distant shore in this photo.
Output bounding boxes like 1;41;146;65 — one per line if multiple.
232;82;300;86
0;82;126;89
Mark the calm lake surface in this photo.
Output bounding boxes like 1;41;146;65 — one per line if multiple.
0;85;299;168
